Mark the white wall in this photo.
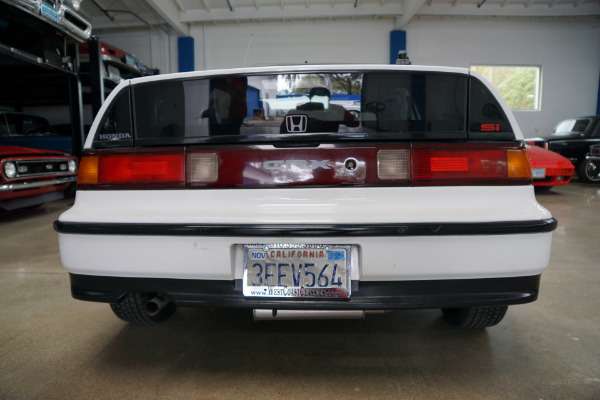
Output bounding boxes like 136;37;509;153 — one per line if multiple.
190;19;394;69
105;17;600;138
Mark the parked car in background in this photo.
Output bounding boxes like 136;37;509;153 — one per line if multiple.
1;144;77;212
546;116;600;183
0;111;72;154
579;143;600;183
525;143;574;191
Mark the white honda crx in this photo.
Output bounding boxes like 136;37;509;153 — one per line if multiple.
55;64;555;328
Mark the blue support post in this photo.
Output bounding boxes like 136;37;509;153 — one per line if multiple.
389;30;407;64
178;37;194;72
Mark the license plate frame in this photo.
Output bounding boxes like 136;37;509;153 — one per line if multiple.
243;244;351;298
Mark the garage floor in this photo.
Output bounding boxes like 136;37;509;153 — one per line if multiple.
1;183;599;400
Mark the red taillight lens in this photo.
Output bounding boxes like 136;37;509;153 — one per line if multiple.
100;155;183;184
78;152;185;188
412;144;531;185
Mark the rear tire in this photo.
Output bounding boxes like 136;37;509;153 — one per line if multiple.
577;158;600;183
110;292;176;324
441;306;508;328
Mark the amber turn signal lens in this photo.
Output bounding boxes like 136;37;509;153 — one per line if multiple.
77;156;99;185
506;149;532;179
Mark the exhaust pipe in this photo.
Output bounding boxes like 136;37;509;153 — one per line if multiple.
145;294;171;317
253;309;366;321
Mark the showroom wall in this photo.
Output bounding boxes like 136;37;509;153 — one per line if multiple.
189;18;392;69
99;16;600;138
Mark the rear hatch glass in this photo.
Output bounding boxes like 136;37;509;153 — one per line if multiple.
93;70;514;149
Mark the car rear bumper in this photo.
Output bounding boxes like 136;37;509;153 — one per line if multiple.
55;186;555;283
55;220;555;282
68;273;541;309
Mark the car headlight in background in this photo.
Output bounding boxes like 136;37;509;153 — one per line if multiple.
68;159;77;173
4;161;16;179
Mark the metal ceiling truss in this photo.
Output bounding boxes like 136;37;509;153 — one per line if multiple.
81;0;600;34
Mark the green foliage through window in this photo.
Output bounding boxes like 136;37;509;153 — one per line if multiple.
471;65;541;111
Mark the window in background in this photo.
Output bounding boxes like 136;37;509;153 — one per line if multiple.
471;65;541;111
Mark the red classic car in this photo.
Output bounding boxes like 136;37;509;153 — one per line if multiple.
526;143;574;190
1;144;77;212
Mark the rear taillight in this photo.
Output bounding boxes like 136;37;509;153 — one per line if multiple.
411;144;531;185
78;151;185;188
78;143;531;189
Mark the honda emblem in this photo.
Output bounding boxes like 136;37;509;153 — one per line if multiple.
285;115;308;133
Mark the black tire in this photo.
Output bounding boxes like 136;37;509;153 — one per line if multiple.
110;292;176;324
441;306;508;328
577;158;600;183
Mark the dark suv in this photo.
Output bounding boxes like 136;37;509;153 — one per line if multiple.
546;116;600;183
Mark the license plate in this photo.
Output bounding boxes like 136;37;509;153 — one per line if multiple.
243;244;351;298
532;168;546;179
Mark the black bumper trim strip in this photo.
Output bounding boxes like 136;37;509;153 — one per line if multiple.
54;218;557;237
69;274;541;309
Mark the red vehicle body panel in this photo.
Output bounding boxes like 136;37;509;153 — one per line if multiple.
526;144;574;187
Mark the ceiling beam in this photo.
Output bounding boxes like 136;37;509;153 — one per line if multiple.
143;0;189;35
395;0;427;28
181;2;402;23
416;2;600;17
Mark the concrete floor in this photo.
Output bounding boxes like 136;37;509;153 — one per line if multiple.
1;183;599;400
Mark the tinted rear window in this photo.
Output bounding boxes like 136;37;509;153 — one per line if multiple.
92;70;515;149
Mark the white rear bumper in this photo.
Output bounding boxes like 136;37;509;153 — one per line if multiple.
56;186;554;281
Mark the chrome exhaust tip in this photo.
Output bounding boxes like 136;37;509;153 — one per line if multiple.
145;294;171;317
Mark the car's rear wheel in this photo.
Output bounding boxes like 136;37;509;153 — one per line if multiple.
577;158;600;183
441;306;508;328
110;292;176;324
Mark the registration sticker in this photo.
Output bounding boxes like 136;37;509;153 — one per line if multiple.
532;168;546;179
243;244;351;298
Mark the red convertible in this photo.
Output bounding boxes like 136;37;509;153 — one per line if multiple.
1;145;77;212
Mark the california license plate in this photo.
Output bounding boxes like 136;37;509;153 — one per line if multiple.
243;244;351;298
